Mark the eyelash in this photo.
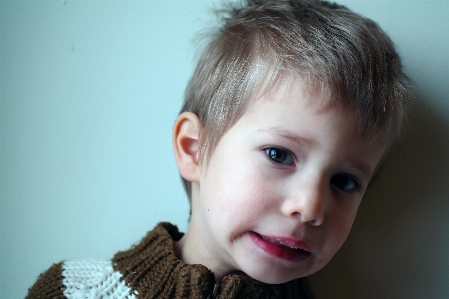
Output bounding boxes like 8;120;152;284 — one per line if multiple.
264;147;362;192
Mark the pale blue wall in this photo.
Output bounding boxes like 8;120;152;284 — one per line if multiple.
1;1;448;298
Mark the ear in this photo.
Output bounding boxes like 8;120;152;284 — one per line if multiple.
173;112;202;183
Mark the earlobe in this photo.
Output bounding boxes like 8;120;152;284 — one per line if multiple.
173;112;202;183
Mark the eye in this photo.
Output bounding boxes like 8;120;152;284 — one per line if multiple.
330;174;361;191
265;147;294;165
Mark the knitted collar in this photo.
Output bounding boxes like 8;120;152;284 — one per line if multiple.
112;222;312;299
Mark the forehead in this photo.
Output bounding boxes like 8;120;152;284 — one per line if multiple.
248;76;336;123
247;75;391;143
240;76;388;157
250;75;334;112
246;78;350;134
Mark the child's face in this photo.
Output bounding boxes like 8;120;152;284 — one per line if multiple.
189;79;387;284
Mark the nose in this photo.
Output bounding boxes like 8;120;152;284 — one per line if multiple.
281;177;326;226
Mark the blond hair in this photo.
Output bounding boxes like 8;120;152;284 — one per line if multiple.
180;0;411;202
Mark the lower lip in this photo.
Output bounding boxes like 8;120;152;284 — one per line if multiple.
249;232;311;262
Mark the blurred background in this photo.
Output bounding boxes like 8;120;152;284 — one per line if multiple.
1;1;448;298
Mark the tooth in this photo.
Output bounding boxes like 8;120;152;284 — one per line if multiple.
278;241;297;250
261;235;301;251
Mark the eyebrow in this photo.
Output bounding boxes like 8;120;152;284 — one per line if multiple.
257;127;318;146
257;127;374;179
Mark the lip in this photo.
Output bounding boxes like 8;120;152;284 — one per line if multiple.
249;232;311;262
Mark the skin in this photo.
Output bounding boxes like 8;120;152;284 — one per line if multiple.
173;78;388;284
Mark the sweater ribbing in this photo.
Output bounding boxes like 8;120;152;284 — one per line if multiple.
25;223;314;299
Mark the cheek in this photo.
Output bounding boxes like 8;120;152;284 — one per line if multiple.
325;207;358;253
204;163;274;229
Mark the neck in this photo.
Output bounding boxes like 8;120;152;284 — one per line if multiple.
174;224;232;282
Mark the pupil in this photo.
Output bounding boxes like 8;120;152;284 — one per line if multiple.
269;149;285;162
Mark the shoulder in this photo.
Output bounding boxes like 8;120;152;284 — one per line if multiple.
62;259;138;298
26;259;138;299
26;262;65;299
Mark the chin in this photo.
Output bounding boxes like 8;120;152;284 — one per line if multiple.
250;274;299;285
242;266;302;285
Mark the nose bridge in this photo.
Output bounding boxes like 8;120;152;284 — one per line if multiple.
282;169;326;225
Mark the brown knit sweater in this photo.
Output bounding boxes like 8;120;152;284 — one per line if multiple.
26;223;314;299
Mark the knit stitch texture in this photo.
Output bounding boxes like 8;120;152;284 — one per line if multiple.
25;223;314;299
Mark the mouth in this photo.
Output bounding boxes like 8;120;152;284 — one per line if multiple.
249;232;311;262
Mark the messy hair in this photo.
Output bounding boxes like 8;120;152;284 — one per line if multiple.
179;0;411;202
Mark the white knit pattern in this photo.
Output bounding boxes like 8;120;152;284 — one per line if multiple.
62;259;138;299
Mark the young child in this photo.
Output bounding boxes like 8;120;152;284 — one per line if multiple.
26;0;410;298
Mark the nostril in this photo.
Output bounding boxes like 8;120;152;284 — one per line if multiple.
308;216;324;227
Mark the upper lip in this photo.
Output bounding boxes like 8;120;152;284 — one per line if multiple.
258;233;311;252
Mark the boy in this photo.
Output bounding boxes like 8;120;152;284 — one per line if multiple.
26;0;410;298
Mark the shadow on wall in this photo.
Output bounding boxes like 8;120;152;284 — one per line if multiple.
310;95;449;299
